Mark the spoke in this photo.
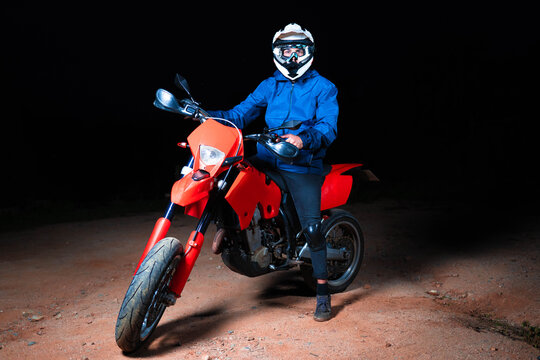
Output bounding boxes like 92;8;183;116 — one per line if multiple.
325;221;360;287
140;257;179;341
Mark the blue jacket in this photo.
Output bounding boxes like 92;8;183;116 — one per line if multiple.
207;69;338;175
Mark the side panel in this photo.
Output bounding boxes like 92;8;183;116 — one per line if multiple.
225;166;281;230
321;163;362;210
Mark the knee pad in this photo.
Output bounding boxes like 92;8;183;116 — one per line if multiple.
304;222;326;252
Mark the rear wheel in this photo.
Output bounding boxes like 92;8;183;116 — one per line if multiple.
301;209;364;293
115;237;183;353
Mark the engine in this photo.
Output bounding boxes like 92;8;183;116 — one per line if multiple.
221;208;284;277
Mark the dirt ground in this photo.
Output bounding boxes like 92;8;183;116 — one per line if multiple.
0;198;538;360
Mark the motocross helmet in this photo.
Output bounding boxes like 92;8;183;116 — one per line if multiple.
272;23;315;81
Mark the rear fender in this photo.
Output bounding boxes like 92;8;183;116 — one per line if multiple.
225;165;281;230
321;164;363;210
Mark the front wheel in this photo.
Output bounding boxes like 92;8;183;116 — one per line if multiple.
115;237;183;353
301;209;364;293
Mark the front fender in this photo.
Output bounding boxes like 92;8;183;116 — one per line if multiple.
171;175;213;218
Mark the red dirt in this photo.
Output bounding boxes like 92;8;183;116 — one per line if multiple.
1;199;538;359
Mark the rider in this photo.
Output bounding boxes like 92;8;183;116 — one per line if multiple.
206;23;338;321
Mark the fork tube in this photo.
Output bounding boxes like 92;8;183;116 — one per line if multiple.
168;195;215;297
133;202;177;274
163;202;176;220
134;217;171;274
168;230;204;296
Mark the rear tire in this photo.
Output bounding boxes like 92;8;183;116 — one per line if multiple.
301;209;364;293
115;237;183;353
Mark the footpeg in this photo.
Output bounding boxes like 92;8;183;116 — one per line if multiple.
269;258;304;271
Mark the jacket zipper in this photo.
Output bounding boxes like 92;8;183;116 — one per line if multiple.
285;81;295;121
286;81;297;165
275;81;296;167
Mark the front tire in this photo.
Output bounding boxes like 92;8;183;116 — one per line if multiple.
301;209;364;293
115;237;183;353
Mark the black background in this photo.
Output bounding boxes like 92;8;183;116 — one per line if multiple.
1;2;538;225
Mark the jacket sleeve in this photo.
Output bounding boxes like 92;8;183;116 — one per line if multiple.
206;80;269;129
298;83;339;151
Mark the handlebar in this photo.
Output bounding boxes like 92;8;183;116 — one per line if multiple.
154;87;299;161
244;133;299;161
178;99;209;121
153;89;208;121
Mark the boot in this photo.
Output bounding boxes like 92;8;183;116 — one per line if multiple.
313;294;331;321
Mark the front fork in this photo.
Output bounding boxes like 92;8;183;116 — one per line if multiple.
134;156;212;297
133;202;176;273
134;195;215;298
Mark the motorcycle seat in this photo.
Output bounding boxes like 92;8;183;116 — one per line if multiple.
247;157;332;194
322;163;332;177
246;156;290;193
260;167;289;193
255;163;333;193
258;164;332;193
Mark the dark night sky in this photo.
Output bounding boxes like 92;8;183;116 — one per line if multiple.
1;3;538;215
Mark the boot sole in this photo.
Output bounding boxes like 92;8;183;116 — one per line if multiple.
313;313;332;322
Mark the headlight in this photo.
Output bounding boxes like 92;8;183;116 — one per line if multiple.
199;145;225;166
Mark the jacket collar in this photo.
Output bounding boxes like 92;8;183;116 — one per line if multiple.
273;69;318;82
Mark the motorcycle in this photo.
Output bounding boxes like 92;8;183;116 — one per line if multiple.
115;74;369;352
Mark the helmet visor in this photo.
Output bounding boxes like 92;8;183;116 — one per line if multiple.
274;42;312;64
280;44;306;58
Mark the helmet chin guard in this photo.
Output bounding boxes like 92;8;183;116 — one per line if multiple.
273;57;314;81
272;23;315;81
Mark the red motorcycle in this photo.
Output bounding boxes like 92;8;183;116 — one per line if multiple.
115;75;368;352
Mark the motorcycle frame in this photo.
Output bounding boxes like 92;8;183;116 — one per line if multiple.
133;118;361;298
